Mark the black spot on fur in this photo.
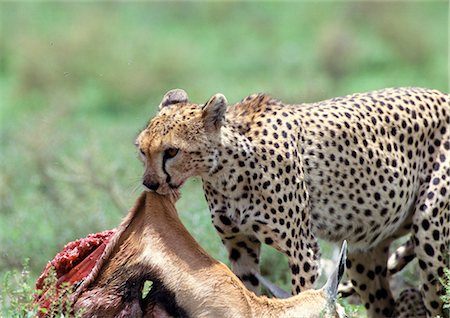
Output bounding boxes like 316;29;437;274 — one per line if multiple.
230;248;241;261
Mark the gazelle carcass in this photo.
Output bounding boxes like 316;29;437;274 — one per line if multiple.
38;191;347;317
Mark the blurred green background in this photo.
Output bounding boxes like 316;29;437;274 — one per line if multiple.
0;1;448;315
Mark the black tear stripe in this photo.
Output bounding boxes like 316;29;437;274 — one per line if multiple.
162;154;172;185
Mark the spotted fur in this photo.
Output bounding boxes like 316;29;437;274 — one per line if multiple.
338;235;416;297
394;288;427;318
136;87;450;317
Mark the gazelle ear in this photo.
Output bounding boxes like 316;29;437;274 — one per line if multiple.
324;241;347;304
202;93;228;132
159;89;189;110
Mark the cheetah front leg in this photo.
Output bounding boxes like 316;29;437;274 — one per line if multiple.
346;239;395;318
221;233;262;294
210;213;262;294
211;213;262;294
284;223;320;294
205;185;262;294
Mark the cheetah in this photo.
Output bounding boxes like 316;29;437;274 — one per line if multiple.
135;87;450;317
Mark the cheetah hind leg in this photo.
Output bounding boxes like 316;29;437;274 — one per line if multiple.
338;236;415;297
338;280;357;297
387;235;416;275
345;239;395;318
394;288;427;318
411;159;450;317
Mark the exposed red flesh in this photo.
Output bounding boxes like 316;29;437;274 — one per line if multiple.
34;229;115;313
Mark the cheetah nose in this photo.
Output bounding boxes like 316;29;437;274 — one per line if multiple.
143;181;160;191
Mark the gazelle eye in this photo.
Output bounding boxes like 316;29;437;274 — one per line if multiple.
164;148;179;159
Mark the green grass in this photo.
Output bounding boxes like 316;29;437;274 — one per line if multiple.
441;267;450;310
0;1;448;316
1;260;85;317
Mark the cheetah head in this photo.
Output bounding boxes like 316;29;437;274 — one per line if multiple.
135;89;228;195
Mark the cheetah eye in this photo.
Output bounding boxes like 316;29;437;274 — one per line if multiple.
164;148;179;159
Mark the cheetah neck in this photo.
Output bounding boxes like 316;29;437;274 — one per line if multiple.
202;125;256;197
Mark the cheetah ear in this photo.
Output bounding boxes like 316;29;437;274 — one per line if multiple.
159;89;189;110
202;93;228;132
324;240;347;304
